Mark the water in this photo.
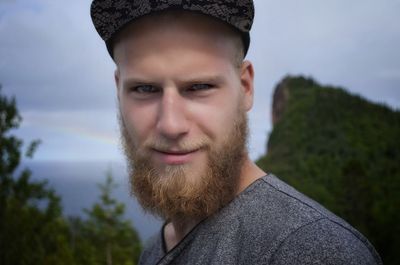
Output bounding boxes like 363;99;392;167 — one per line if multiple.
24;160;161;242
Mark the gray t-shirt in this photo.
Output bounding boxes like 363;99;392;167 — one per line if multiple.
139;174;382;265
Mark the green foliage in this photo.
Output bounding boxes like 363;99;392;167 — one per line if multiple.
257;76;400;265
0;85;74;264
70;171;142;265
0;85;142;264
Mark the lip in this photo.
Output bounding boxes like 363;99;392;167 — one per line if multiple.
152;149;199;165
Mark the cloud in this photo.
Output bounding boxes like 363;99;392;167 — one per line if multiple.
0;0;115;111
249;0;400;110
376;69;400;81
1;0;399;161
16;109;122;161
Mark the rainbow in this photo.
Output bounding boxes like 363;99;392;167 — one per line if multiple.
55;125;119;146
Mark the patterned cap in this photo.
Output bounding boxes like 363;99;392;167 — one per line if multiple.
90;0;254;58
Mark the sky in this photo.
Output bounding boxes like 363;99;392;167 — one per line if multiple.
1;0;399;163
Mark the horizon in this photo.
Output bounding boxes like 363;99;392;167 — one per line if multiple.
1;0;399;163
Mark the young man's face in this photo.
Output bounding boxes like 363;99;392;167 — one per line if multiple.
114;12;254;220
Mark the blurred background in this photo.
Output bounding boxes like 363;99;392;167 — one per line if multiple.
0;0;399;264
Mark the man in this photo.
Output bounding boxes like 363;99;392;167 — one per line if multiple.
91;1;382;264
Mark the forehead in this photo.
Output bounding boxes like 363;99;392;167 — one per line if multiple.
113;11;240;67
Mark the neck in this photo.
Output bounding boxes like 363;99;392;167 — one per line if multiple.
236;157;266;194
164;218;201;251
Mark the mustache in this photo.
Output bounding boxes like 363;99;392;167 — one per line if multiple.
143;138;210;153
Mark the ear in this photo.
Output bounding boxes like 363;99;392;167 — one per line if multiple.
240;60;255;111
114;68;121;102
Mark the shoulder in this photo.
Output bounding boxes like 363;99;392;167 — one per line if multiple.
269;218;382;265
231;175;382;264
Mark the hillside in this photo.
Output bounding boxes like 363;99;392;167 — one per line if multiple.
257;76;400;265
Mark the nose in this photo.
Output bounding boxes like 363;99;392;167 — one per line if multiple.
156;88;189;140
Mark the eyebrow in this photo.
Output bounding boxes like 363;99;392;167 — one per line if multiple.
122;75;226;89
178;75;227;87
122;77;157;90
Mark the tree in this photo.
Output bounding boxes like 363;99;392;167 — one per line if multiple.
257;76;400;265
1;85;142;264
0;84;73;264
74;171;142;265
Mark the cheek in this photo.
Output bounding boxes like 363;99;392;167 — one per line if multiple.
120;101;156;144
193;100;239;143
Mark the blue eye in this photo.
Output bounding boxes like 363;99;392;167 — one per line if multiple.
131;85;159;93
189;84;213;91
